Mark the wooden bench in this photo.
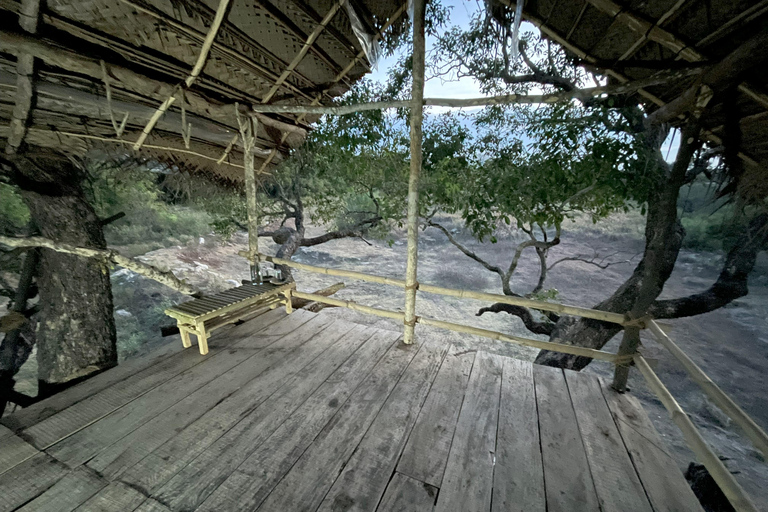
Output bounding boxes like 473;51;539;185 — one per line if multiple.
164;281;295;354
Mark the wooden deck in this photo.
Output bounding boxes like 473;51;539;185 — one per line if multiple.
0;309;703;512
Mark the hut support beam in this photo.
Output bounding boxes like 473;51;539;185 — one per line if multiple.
133;0;232;151
403;0;426;345
237;111;262;284
5;0;39;156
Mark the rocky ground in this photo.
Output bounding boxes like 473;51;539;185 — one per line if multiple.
5;212;767;508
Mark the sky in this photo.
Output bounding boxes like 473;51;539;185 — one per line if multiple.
365;0;681;160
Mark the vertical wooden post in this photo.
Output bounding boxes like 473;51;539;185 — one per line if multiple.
612;326;641;392
237;110;262;284
284;288;293;314
403;0;426;345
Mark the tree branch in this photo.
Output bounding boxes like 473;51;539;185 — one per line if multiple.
300;217;382;247
0;236;200;296
650;213;768;319
476;303;555;335
426;220;505;277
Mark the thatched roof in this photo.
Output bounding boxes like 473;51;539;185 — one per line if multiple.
500;0;768;179
0;0;406;181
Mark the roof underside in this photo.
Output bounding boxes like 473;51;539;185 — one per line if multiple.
511;0;768;171
0;0;406;181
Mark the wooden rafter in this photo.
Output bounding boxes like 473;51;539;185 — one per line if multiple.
133;0;232;150
500;0;759;167
584;0;768;113
254;2;408;175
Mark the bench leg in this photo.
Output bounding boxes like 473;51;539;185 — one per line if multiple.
179;325;192;349
196;323;209;355
284;288;293;315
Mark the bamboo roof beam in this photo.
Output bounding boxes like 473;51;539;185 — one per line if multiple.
261;0;346;105
248;68;704;115
0;30;306;150
253;0;353;84
500;0;759;167
112;0;316;104
133;0;232;151
583;0;768;114
253;2;408;175
694;0;768;49
5;0;39;156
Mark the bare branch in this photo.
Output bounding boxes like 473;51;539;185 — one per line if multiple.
476;302;555;335
426;220;505;277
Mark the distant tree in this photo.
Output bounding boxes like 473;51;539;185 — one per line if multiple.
426;3;768;369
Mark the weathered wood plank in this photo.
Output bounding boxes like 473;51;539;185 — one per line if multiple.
47;345;257;467
397;345;475;487
317;339;449;512
434;351;503;512
19;351;210;449
599;379;704;512
16;466;107;512
534;364;600;512
195;329;403;512
132;499;172;512
247;335;422;512
151;322;376;511
566;371;654;512
21;313;324;451
0;424;38;475
239;308;315;338
208;306;287;343
1;341;183;431
72;482;146;512
492;358;545;512
85;330;307;479
377;472;438;512
0;453;68;512
118;317;349;495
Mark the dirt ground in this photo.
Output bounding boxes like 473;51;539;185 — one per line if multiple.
5;212;767;508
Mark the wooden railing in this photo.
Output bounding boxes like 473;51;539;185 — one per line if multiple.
242;250;767;512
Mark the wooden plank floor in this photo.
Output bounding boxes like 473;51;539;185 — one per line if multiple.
0;309;703;512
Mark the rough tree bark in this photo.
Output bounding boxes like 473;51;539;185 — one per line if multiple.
12;152;117;394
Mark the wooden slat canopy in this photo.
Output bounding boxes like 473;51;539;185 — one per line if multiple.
501;0;768;182
0;0;406;180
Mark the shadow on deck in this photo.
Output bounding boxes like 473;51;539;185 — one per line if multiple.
0;309;703;511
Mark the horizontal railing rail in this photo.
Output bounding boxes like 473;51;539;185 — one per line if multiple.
245;251;628;325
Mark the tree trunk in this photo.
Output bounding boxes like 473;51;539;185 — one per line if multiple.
534;123;697;370
14;152;117;393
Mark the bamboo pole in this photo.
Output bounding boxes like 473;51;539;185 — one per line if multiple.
246;252;406;287
290;291;404;321
416;316;622;363
241;251;629;325
247;68;703;116
611;326;641;391
634;355;759;512
287;290;621;361
133;0;232;150
236;109;262;283
648;320;768;458
0;236;199;296
403;0;427;345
